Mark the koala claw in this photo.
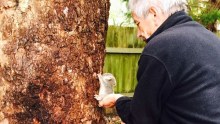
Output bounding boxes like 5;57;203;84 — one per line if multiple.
94;94;102;101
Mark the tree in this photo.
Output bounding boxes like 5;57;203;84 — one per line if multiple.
188;0;220;32
205;0;220;32
176;0;220;32
0;0;110;123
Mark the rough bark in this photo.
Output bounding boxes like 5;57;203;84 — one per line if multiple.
0;0;109;123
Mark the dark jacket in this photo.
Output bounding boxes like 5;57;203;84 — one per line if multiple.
116;11;220;124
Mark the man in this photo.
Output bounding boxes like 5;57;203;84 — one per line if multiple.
99;0;220;123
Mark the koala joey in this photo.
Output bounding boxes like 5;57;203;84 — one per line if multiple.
94;73;116;101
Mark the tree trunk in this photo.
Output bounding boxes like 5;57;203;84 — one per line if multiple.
0;0;109;123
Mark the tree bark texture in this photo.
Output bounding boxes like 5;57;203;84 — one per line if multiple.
0;0;109;123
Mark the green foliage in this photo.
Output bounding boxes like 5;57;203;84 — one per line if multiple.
199;9;220;26
188;1;220;28
122;0;128;2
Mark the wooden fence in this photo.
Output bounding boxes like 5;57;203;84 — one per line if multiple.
103;26;145;93
104;48;142;93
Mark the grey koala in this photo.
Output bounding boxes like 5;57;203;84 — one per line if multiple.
94;73;116;101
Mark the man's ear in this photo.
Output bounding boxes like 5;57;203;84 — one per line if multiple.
149;6;162;27
149;6;157;17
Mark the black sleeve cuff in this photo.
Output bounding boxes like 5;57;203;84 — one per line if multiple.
115;96;133;123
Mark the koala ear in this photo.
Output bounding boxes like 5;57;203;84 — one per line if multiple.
106;77;112;81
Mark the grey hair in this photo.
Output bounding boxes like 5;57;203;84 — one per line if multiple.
128;0;188;18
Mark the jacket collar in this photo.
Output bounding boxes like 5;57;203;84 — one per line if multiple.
146;11;193;43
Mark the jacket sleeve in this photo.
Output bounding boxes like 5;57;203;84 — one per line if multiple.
116;55;173;124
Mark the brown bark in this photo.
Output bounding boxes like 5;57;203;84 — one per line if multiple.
0;0;110;123
210;0;216;3
207;23;217;32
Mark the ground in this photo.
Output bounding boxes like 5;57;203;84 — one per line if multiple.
105;114;123;124
104;108;124;124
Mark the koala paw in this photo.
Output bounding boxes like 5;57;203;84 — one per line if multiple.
94;94;102;101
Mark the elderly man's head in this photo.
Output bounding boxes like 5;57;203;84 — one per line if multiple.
129;0;187;40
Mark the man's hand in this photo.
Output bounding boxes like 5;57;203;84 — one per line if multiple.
99;94;123;108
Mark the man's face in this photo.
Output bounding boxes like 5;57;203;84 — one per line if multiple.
132;8;167;42
132;12;155;41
